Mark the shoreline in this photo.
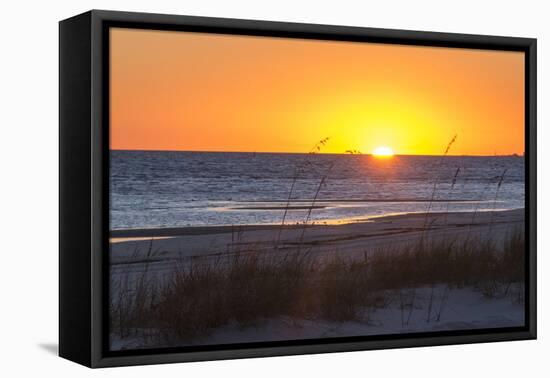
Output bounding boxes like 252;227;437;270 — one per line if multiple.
110;208;524;240
109;209;524;266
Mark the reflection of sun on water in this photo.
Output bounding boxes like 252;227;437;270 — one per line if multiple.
372;146;394;158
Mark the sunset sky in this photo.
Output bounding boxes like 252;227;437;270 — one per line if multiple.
110;28;525;156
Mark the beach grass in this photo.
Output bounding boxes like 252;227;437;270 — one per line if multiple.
110;226;524;346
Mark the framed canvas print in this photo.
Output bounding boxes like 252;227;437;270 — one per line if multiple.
59;10;536;368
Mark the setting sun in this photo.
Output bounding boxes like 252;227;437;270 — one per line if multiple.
372;146;394;157
110;28;524;156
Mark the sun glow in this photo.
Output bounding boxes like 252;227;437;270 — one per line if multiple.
110;29;525;156
372;146;394;157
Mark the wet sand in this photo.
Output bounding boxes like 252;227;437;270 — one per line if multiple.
109;209;524;268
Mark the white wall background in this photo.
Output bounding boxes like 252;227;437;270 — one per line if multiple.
0;0;547;375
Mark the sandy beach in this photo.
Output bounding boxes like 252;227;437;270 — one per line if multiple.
110;209;524;350
110;209;524;268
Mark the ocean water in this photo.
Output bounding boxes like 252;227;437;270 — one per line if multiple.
110;151;525;230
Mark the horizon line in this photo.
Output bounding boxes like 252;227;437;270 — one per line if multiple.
109;148;524;158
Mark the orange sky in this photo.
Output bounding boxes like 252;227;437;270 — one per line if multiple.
110;28;525;156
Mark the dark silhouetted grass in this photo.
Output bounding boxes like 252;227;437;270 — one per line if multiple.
110;227;524;345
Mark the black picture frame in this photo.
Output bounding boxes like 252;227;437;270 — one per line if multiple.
59;9;537;368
